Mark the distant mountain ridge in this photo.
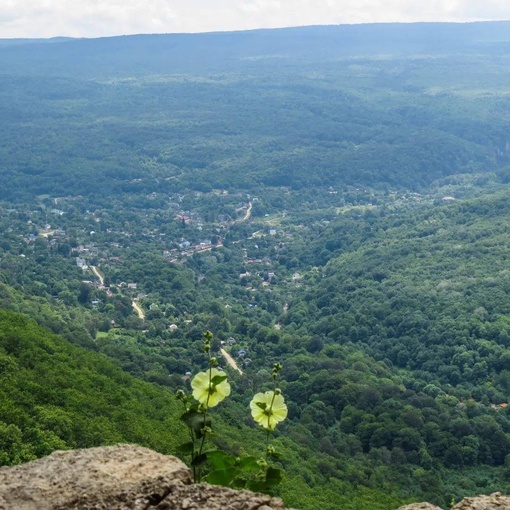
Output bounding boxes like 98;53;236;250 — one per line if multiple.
1;22;510;77
0;37;75;47
2;19;510;199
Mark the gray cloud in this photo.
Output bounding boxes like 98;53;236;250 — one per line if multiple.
0;0;509;38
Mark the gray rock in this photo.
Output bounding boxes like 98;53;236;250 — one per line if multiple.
0;444;287;510
397;504;443;510
452;492;510;509
397;493;510;510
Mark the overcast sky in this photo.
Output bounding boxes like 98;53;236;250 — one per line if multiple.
1;0;509;39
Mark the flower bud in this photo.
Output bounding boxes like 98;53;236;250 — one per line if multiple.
175;389;186;400
274;388;282;395
257;458;268;469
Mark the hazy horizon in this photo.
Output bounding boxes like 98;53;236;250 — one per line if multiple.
1;0;510;39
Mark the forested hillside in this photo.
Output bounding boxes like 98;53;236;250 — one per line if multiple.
2;23;510;201
1;22;510;510
0;309;185;462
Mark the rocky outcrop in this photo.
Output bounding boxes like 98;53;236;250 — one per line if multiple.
0;444;507;510
451;492;510;509
397;504;442;510
398;493;510;510
0;444;288;510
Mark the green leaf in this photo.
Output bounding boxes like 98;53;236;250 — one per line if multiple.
180;410;211;435
265;467;282;485
180;409;203;427
195;427;206;439
247;480;267;493
191;453;208;467
232;477;248;489
238;456;260;472
206;467;237;486
206;450;236;471
176;442;194;454
247;467;283;493
211;374;228;385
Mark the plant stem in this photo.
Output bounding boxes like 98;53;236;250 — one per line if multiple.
182;400;198;482
196;352;213;481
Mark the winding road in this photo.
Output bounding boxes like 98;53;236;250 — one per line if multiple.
91;265;145;320
241;202;253;222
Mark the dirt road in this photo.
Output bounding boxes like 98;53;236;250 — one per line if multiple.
241;202;253;222
90;266;104;286
132;301;145;320
220;348;243;376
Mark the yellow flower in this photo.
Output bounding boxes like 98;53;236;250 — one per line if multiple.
191;368;231;408
250;391;288;431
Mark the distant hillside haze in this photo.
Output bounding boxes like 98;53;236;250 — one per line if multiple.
1;22;510;77
0;37;75;48
1;22;510;201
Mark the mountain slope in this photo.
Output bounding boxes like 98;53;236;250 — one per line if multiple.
0;308;186;463
2;24;510;200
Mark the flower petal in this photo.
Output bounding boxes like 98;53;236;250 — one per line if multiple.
191;368;230;408
250;391;288;430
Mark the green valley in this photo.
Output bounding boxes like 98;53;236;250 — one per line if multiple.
1;22;510;509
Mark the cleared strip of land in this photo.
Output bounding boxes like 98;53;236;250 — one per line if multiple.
220;348;243;375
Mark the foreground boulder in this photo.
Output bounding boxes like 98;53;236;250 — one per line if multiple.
451;492;510;509
0;444;287;510
397;492;510;510
397;504;442;510
1;444;506;510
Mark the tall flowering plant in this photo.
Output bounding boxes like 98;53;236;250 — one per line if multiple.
176;331;229;482
250;363;288;431
176;332;287;492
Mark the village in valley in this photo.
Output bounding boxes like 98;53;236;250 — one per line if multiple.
0;181;469;348
0;188;304;335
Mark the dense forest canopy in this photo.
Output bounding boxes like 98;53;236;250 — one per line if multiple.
1;22;510;510
2;22;510;200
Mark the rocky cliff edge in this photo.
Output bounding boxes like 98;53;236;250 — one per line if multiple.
0;444;508;510
0;444;287;510
398;492;510;510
